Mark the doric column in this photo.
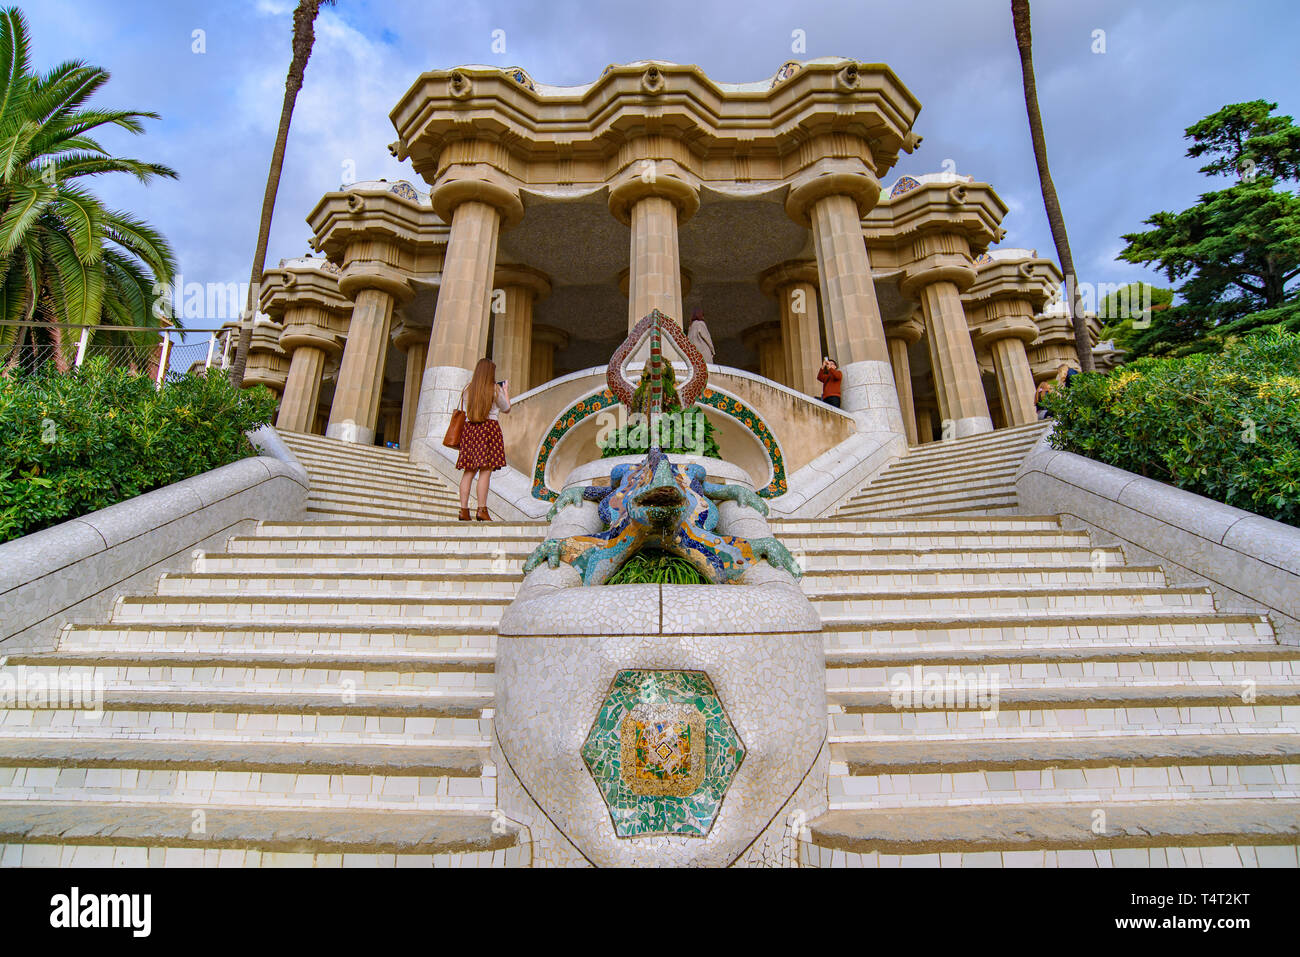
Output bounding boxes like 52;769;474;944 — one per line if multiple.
785;147;903;435
380;403;402;447
964;252;1060;428
915;401;936;444
901;234;992;438
608;156;700;330
392;316;430;450
528;324;570;390
328;249;413;444
259;260;349;436
280;344;325;433
243;320;289;397
742;322;788;384
760;261;822;395
304;182;431;445
884;314;924;445
408;165;523;464
492;264;551;392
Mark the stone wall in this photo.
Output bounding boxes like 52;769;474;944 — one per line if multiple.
1016;433;1300;643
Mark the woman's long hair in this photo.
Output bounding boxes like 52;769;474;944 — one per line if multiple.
466;358;497;423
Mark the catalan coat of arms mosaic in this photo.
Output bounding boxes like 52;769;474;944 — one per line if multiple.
582;670;744;838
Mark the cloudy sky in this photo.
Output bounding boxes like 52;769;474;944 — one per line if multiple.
21;0;1300;333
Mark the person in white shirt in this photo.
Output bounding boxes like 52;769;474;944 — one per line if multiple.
687;308;715;366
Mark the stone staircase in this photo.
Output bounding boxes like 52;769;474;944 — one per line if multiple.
0;434;548;866
3;426;1298;867
279;430;465;522
776;442;1300;865
835;421;1050;519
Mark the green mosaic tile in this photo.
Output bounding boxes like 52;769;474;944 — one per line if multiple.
581;669;744;838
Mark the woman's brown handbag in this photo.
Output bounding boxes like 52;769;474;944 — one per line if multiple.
442;391;466;448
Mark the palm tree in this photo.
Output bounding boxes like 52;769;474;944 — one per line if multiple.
0;6;178;370
1011;0;1094;371
230;0;334;387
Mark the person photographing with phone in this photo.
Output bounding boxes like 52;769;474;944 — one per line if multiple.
817;356;842;408
453;358;511;521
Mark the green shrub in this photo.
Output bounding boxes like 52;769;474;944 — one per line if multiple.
599;360;721;459
0;359;279;542
606;548;711;585
1042;329;1300;526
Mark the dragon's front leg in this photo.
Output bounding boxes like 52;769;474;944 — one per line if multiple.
703;481;769;516
546;486;588;521
748;536;802;578
523;539;567;572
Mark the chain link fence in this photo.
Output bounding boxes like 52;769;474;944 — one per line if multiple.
0;321;239;384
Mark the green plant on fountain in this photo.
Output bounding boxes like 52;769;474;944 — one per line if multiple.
524;309;800;586
599;359;720;459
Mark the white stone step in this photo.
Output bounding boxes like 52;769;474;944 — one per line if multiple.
769;515;1062;533
0;737;497;812
194;551;531;574
821;611;1275;649
830;772;1300;811
56;622;498;652
801;565;1164;590
845;470;1020;504
109;593;510;625
0;709;493;746
0;662;494;694
810;584;1215;617
306;469;458;499
826;731;1300;810
824;655;1300;687
0;770;495;813
776;529;1092;550
253;520;547;538
795;545;1123;570
156;570;522;598
0;802;526;866
797;840;1299;868
305;493;463;520
1;842;529;868
827;692;1300;737
864;449;1031;485
227;535;540;556
803;789;1300;865
897;421;1047;452
308;480;462;510
838;491;1021;518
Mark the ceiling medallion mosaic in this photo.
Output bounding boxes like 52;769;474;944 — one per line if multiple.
582;670;744;838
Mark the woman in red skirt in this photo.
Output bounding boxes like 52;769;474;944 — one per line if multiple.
457;358;511;521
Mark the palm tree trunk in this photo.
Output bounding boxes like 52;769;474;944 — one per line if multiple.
1011;0;1095;371
230;0;329;387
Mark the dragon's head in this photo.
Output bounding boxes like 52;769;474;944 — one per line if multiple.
627;450;689;534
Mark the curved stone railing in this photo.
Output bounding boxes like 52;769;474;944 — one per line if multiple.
0;426;309;651
1016;432;1300;643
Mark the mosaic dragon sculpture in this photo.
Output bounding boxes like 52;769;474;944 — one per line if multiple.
523;310;800;585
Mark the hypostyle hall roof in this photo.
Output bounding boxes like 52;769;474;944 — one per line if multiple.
389;57;924;178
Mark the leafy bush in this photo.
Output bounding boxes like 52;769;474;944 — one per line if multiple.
1042;329;1300;526
599;360;721;459
606;548;711;585
599;406;721;459
0;359;279;542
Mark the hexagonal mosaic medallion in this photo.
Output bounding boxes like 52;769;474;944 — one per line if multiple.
581;670;744;838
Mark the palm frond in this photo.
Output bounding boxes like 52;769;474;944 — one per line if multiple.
0;180;56;254
0;6;33;131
